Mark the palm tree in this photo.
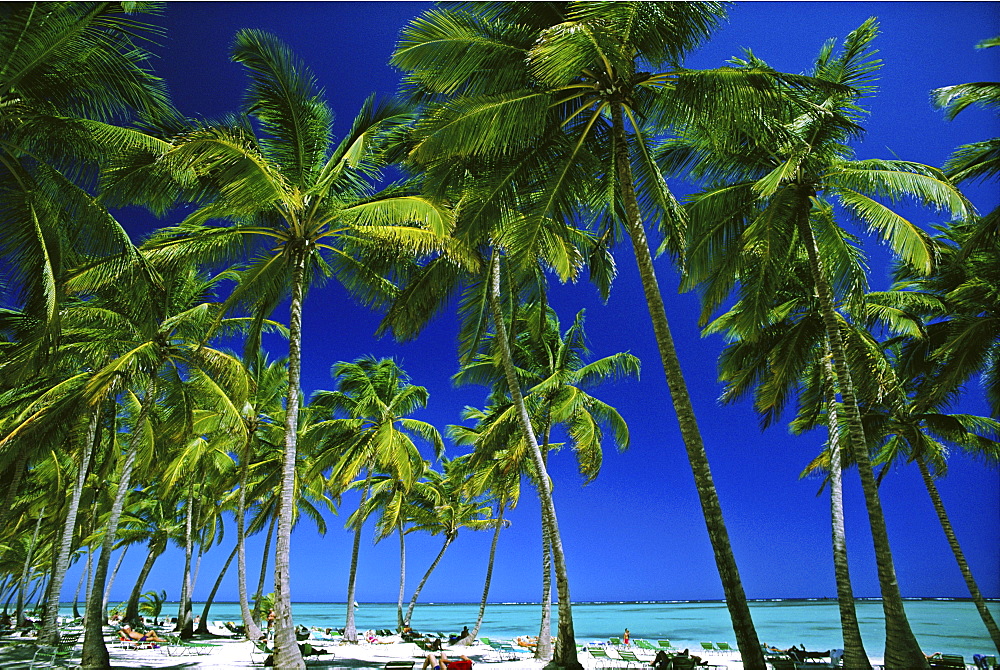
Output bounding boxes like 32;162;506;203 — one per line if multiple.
454;302;638;659
390;5;835;664
931;36;1000;252
102;30;451;669
674;20;970;669
310;356;442;640
706;244;878;669
401;457;492;626
0;2;168;350
448;407;521;643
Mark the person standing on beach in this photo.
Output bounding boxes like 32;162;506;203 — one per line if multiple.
623;629;630;645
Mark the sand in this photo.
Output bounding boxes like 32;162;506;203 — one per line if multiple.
0;631;758;670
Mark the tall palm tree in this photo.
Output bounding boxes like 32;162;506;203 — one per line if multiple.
102;29;451;668
390;5;838;664
675;20;970;669
311;356;442;640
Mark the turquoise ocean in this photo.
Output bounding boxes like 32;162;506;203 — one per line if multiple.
82;600;998;661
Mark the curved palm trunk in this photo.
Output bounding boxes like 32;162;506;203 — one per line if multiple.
102;546;128;622
124;538;165;626
396;519;406;630
488;254;581;670
197;543;239;635
16;506;45;628
73;555;89;620
272;246;307;669
176;488;195;638
404;535;454;626
611;105;765;670
537;446;553;661
798;212;926;669
821;348;871;669
345;476;371;643
0;450;30;527
917;457;1000;652
253;512;276;626
81;435;142;670
237;435;263;641
41;411;98;644
470;502;506;640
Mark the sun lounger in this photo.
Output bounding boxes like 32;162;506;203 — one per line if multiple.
586;646;615;668
700;642;716;654
658;640;674;650
634;639;659;654
29;632;80;669
715;642;732;652
928;655;967;670
617;648;645;668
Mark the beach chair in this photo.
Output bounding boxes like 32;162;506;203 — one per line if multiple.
634;639;659;654
29;631;80;669
974;655;997;670
386;662;416;670
700;642;716;654
586;646;615;668
609;637;622;648
617;648;645;668
658;640;673;650
714;642;733;652
928;655;967;670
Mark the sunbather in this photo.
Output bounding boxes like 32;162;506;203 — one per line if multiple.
121;624;165;643
422;651;473;670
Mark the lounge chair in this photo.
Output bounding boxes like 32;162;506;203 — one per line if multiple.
586;646;615;668
617;648;645;668
29;632;80;669
714;642;733;652
700;642;716;654
609;637;622;648
634;639;659;654
658;640;673;650
928;655;967;670
386;662;415;670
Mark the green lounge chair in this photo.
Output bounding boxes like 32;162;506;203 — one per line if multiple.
658;640;673;650
714;642;733;652
617;648;645;668
635;639;660;654
929;655;967;670
385;662;415;670
586;646;614;668
700;642;715;654
609;637;622;647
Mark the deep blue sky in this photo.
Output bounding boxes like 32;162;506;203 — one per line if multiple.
70;2;1000;609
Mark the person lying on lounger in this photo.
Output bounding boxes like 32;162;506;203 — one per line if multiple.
422;651;473;670
121;624;165;643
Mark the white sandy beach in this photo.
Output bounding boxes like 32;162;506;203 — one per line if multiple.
0;632;764;670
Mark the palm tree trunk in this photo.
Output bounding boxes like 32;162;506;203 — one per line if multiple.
798;211;926;669
273;245;307;669
16;506;45;629
611;103;765;670
487;252;581;670
197;543;239;635
396;518;406;631
821;346;871;669
0;450;30;527
125;538;165;626
41;410;98;644
470;502;506;640
73;554;89;620
81;433;142;669
253;511;277;626
917;456;1000;652
345;476;371;643
404;536;454;625
176;487;195;638
237;433;263;641
536;442;553;661
102;546;128;622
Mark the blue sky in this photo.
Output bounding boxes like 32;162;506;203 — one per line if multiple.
68;2;1000;608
